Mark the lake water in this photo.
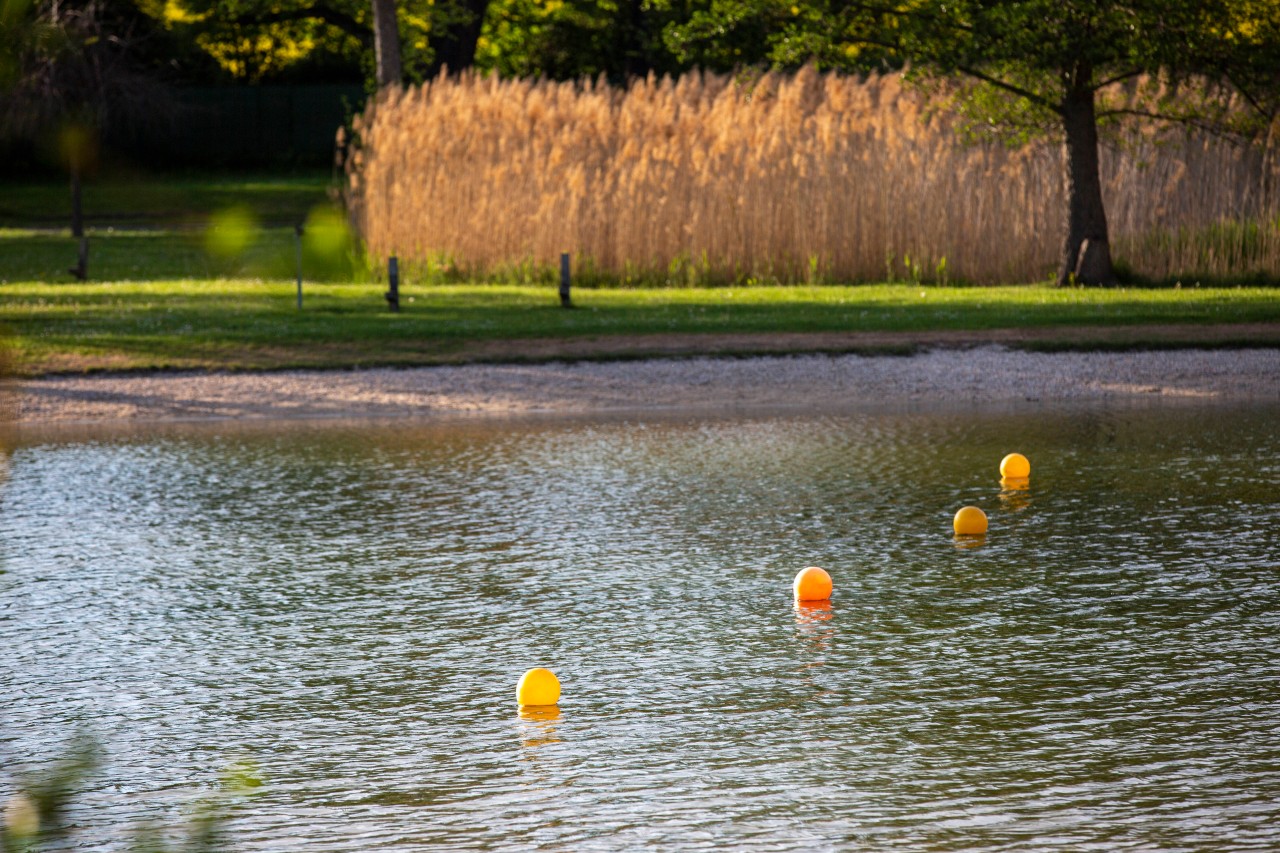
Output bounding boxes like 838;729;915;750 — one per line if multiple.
3;402;1279;851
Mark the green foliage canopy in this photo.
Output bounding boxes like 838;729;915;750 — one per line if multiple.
668;0;1280;285
138;0;393;81
479;0;683;81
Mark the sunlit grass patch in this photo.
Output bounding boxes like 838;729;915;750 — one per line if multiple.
2;278;1278;374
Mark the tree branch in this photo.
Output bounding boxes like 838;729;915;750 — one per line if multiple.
957;65;1059;113
1221;68;1277;124
1094;69;1143;90
1095;106;1245;138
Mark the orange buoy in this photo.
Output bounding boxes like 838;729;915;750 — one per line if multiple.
516;667;561;707
999;452;1030;479
793;566;833;601
953;505;988;536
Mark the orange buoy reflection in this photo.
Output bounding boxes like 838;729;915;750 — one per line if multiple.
518;705;561;723
795;600;835;652
517;705;561;751
794;600;834;624
999;477;1032;512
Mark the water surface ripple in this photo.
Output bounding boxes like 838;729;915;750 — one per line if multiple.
2;404;1278;850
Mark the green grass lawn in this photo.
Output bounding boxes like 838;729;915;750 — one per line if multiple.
0;172;334;229
2;174;1278;375
3;271;1279;374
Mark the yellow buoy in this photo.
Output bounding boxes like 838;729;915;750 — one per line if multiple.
516;667;561;707
793;566;833;601
999;452;1030;479
953;505;988;536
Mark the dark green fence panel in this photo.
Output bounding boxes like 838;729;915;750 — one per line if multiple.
136;85;367;168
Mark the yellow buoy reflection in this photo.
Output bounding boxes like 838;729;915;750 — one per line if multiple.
999;477;1032;512
518;705;561;724
517;705;561;751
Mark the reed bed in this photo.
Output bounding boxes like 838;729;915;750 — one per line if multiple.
347;68;1280;285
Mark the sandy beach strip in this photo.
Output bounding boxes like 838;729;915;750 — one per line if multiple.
8;345;1279;426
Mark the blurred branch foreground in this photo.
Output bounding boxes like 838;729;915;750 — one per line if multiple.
348;69;1280;286
1;737;262;852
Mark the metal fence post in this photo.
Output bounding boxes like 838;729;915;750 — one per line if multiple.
559;252;573;308
385;256;400;312
295;224;304;309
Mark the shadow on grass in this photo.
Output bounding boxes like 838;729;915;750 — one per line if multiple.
0;229;361;283
0;173;332;229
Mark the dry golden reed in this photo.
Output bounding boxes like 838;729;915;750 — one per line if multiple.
347;67;1280;284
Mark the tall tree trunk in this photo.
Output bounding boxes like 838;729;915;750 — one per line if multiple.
1057;83;1115;286
370;0;402;87
621;0;650;78
428;0;490;76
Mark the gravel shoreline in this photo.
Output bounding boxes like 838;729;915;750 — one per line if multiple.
9;346;1279;426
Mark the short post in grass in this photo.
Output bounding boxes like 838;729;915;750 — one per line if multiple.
559;252;573;309
386;256;400;312
69;237;89;280
294;223;304;310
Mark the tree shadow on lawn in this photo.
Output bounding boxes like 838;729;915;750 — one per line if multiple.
0;229;359;283
0;174;331;228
